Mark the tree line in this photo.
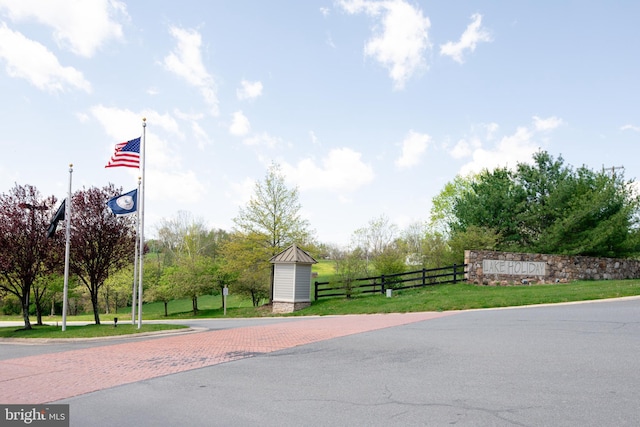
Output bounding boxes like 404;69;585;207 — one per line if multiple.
440;151;640;257
2;152;639;329
0;164;312;329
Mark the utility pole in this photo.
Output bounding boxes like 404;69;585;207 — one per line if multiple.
602;165;624;178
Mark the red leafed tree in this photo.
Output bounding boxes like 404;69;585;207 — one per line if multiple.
0;184;58;330
69;184;137;325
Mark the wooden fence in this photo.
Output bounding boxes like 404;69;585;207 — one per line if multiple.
314;264;468;300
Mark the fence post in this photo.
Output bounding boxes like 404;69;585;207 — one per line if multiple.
381;275;386;294
422;268;426;286
453;264;457;283
314;281;318;300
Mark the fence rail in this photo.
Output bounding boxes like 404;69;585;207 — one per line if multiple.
314;264;468;300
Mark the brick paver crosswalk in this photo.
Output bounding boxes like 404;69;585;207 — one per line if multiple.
0;312;452;404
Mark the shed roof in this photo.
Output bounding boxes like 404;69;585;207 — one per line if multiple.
270;244;317;264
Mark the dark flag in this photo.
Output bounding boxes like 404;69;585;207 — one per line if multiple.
46;200;66;238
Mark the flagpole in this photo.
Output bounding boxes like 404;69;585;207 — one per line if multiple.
62;164;73;331
131;176;141;325
137;119;146;329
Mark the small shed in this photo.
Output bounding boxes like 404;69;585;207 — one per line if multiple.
270;244;317;313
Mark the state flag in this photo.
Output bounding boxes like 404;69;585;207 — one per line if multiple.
107;189;138;216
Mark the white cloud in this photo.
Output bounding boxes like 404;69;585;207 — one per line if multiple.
90;105;182;166
163;26;219;116
281;147;374;193
621;124;640;132
337;0;431;89
533;115;563;131
450;138;476;159
190;121;210;150
226;176;254;207
90;105;206;204
237;79;263;100
75;112;90;123
485;122;499;140
326;32;336;48
320;7;330;17
0;23;91;93
174;109;211;149
147;169;207;203
309;130;320;145
0;0;127;57
454;115;563;175
459;126;537;176
242;131;283;148
229;111;251;136
395;130;430;169
440;13;491;64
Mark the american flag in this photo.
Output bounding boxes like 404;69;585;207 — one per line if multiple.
105;137;141;168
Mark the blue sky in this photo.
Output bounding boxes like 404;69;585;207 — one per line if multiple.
0;1;638;246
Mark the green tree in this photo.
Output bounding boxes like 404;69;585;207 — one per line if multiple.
453;167;526;250
166;255;217;315
156;212;220;315
333;247;368;298
515;151;570;245
429;175;473;237
220;232;270;307
535;168;640;256
350;214;398;274
231;163;313;301
448;225;500;264
421;231;456;268
444;150;640;258
233;163;312;255
371;243;406;289
103;266;136;315
143;244;174;316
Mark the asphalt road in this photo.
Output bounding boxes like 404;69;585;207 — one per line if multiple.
3;298;640;426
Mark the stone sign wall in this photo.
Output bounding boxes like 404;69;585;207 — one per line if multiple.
465;250;640;285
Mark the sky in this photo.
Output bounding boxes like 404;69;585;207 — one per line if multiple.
0;1;639;247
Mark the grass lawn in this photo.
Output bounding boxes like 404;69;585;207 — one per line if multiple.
297;279;640;316
0;323;188;339
313;259;336;279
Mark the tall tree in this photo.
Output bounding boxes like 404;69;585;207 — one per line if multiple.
535;168;640;256
232;163;313;301
102;266;135;315
515;151;571;246
349;214;403;277
445;150;640;257
0;184;57;329
69;184;137;324
429;175;473;238
143;242;174;316
453;167;527;250
219;232;270;307
332;247;368;299
351;215;398;260
156;211;222;314
233;163;312;255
